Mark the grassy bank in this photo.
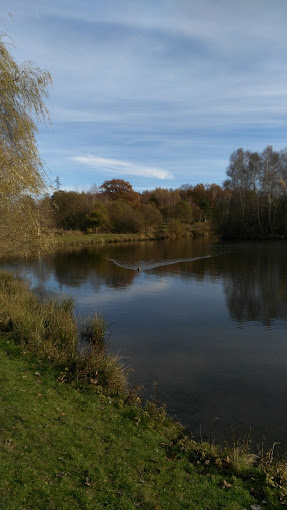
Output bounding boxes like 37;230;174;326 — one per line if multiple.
52;223;213;247
0;272;286;509
52;231;173;247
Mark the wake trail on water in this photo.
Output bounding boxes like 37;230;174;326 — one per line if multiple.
105;254;213;271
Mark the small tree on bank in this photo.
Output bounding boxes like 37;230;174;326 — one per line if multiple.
0;24;52;257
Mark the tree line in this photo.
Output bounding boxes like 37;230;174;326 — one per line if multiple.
48;179;224;235
18;149;287;242
47;145;287;240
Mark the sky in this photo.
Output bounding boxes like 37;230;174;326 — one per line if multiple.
2;0;287;192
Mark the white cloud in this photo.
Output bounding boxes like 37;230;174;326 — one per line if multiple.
71;155;173;180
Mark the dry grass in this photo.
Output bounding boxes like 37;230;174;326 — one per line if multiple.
0;271;126;394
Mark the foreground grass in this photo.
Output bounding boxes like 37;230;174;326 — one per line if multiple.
1;337;283;510
0;272;286;509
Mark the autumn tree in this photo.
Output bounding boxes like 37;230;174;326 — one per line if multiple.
147;187;180;208
0;25;52;256
100;179;140;206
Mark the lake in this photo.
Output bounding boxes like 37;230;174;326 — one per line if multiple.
4;238;287;448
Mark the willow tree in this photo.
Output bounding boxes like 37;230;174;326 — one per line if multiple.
0;28;52;257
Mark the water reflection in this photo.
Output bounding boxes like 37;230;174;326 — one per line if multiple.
6;238;220;290
53;248;136;289
221;243;287;326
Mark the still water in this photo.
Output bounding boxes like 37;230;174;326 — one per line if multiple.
4;238;287;446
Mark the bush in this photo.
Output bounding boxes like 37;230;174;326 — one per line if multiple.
109;200;144;233
141;204;163;230
169;219;189;234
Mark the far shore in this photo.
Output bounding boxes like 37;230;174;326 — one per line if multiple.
51;223;214;247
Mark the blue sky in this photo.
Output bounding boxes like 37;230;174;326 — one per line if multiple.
2;0;287;192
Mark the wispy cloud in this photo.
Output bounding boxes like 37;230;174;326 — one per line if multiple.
4;0;287;189
71;156;173;180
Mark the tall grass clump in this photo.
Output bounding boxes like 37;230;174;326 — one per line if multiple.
0;271;126;394
76;314;127;393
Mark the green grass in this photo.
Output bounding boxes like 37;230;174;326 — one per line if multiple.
1;337;283;510
0;272;286;509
